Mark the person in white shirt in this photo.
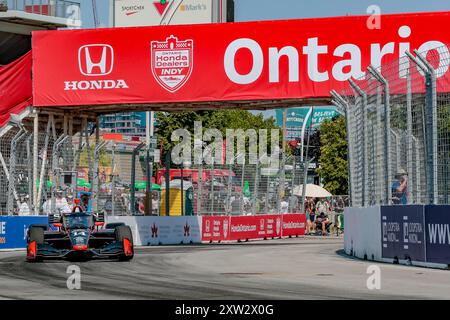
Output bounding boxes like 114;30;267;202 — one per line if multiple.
18;196;30;216
280;198;289;214
42;190;71;215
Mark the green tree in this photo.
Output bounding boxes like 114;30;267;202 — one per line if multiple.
155;110;280;161
79;145;112;167
316;116;348;195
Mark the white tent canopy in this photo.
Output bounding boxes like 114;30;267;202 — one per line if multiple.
292;184;332;198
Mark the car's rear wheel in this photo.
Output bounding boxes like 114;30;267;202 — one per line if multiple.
27;226;44;262
115;225;134;261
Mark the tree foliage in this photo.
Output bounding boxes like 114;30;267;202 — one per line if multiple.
155;110;279;159
316;116;348;195
79;145;112;168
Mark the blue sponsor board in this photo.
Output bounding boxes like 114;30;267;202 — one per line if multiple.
381;205;426;262
0;216;48;250
424;205;450;264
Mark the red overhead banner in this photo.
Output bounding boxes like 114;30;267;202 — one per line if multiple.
0;52;32;128
32;11;450;107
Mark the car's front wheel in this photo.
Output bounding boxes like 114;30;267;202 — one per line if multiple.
27;226;44;262
115;225;134;261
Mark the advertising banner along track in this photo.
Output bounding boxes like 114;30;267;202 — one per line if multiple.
32;11;450;108
202;214;306;242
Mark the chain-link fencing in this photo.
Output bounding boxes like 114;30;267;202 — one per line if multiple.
332;44;450;207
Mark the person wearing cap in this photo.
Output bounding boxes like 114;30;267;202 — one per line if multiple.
19;196;30;216
392;169;408;205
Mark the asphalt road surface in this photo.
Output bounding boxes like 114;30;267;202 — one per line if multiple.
0;237;449;300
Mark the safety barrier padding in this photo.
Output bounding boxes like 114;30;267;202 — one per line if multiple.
345;205;450;269
344;206;382;261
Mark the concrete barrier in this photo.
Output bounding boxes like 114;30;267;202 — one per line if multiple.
106;216;202;246
345;205;450;269
344;206;381;261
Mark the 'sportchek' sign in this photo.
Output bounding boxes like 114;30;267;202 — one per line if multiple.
32;11;450;107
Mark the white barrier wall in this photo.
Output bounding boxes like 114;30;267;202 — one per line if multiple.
106;216;202;246
344;206;382;261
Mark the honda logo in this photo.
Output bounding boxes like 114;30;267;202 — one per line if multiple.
78;44;114;76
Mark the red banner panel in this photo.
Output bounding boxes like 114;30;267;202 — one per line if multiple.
0;52;32;128
32;11;450;107
228;215;283;241
202;216;230;242
281;214;307;237
202;214;306;242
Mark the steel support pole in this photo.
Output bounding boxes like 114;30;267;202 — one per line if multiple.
349;79;369;207
368;66;392;205
406;68;414;203
331;91;353;207
36;117;53;215
300;107;314;211
92;118;101;212
415;50;439;204
33;113;39;215
252;163;259;215
92;141;107;213
406;51;438;204
7;128;26;215
111;143;116;216
26;135;33;211
197;164;203;216
51;134;68;216
131;143;145;215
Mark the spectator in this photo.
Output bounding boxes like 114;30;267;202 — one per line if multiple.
392;169;408;205
309;207;317;234
152;194;159;215
138;198;145;214
280;198;289;214
19;196;30;216
316;198;329;214
305;198;314;235
289;194;298;212
316;211;331;236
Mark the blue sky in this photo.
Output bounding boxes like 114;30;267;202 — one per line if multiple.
80;0;450;28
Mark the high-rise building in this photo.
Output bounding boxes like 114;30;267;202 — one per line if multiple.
100;112;146;136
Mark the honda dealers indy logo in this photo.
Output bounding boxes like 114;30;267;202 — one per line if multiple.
64;44;129;91
151;35;194;92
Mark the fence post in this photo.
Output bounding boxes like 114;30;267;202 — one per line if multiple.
33;113;39;215
368;66;392;205
93;141;107;213
51;134;68;216
253;162;259;215
197;164;203;216
406;68;414;204
415;50;439;204
26;135;33;212
7;128;26;215
130;142;145;215
406;51;438;204
348;79;369;207
331;91;353;207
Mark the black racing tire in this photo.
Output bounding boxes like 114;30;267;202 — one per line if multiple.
115;225;134;261
27;226;44;263
105;222;125;230
29;226;45;245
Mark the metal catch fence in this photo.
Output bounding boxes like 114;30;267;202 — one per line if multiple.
332;44;450;207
